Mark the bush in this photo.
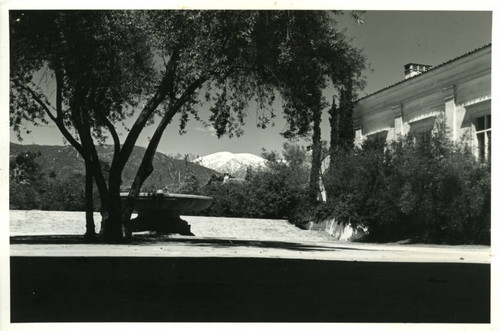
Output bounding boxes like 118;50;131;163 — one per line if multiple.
9;181;40;210
39;176;86;211
199;155;309;219
200;181;251;217
177;175;202;194
322;133;490;244
10;156;88;211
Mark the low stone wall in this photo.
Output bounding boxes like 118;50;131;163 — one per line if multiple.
300;219;366;241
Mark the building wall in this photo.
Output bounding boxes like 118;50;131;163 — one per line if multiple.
353;45;491;159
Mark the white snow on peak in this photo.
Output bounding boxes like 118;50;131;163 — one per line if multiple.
194;151;266;178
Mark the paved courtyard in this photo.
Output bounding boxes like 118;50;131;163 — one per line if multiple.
9;210;491;323
9;210;490;263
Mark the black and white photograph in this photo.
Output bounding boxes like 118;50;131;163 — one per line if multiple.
0;1;496;330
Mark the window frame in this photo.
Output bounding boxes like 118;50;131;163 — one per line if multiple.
474;114;491;162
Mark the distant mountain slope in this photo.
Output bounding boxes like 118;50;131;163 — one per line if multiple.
10;143;219;191
195;151;266;178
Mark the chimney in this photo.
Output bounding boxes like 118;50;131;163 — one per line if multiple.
404;63;432;79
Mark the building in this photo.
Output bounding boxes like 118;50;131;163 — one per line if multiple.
353;44;491;161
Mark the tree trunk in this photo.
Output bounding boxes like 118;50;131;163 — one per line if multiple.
83;160;97;241
71;91;122;242
326;98;339;199
308;102;323;203
104;70;180;241
122;106;179;224
104;71;206;241
97;150;124;242
120;76;207;229
99;202;126;243
328;98;339;162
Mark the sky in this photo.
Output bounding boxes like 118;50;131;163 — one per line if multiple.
8;10;493;158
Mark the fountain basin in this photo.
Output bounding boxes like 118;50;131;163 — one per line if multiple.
120;192;213;235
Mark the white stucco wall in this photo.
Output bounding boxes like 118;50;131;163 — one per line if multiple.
353;45;491;149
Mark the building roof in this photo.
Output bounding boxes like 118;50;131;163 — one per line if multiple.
357;43;492;102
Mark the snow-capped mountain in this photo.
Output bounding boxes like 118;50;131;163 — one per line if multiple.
195;151;267;178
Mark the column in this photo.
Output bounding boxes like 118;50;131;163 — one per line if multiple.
392;104;404;139
443;85;456;141
353;118;363;147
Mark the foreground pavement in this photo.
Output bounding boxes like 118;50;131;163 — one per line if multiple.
10;253;490;323
9;211;491;323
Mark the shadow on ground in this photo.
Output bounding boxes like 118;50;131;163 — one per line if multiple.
10;234;363;252
11;256;490;323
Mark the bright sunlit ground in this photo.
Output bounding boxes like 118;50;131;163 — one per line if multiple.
10;210;490;263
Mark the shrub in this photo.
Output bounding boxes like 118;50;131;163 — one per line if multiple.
200;181;250;217
10;153;88;211
178;175;201;194
199;154;309;219
9;181;40;210
39;176;86;211
322;133;490;244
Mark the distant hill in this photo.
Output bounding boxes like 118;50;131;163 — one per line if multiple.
10;142;220;191
195;151;266;178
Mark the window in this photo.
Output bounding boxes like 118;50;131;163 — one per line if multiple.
412;128;433;143
364;131;388;151
475;115;491;162
408;116;436;143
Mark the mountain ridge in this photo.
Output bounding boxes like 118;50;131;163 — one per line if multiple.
10;142;220;192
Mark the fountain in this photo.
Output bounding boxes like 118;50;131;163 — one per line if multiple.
120;191;213;235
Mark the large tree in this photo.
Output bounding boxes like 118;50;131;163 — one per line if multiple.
10;10;365;241
11;11;157;240
275;12;366;202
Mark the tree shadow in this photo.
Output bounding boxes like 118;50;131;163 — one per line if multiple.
163;236;365;252
10;234;365;252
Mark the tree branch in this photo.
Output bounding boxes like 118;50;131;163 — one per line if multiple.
122;74;208;222
99;112;121;177
72;86;110;203
12;79;57;121
12;79;84;156
54;68;64;118
175;75;208;107
111;47;180;183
